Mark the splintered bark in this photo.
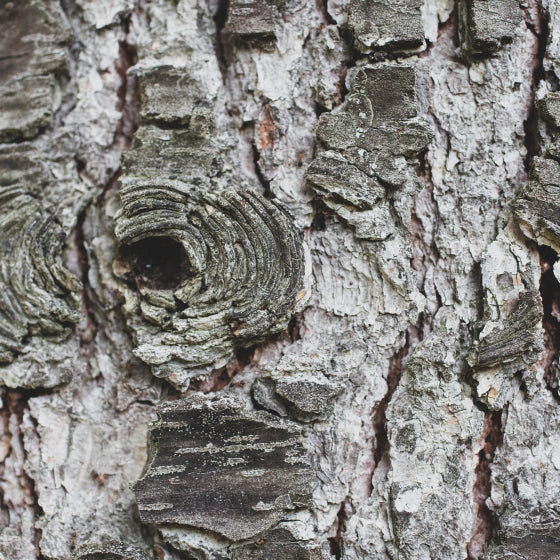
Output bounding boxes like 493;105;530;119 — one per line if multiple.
2;0;560;559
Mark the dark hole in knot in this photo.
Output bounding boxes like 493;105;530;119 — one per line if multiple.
115;237;192;291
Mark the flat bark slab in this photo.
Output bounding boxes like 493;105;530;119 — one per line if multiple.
133;395;314;541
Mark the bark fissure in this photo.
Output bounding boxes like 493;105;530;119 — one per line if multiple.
539;246;560;401
467;408;506;560
0;390;47;560
413;148;443;324
74;209;98;351
212;0;230;82
317;0;337;27
368;326;421;499
251;141;274;199
115;11;140;151
328;497;351;560
371;338;408;483
523;0;549;171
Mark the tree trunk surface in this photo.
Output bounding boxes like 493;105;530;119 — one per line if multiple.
0;0;559;559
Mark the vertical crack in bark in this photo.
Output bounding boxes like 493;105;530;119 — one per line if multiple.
538;246;560;401
412;11;456;328
75;208;98;351
73;3;141;356
317;0;336;26
368;326;420;498
212;0;230;83
413;149;443;327
0;390;49;560
467;408;506;560
115;10;140;151
251;141;274;199
522;0;549;171
371;336;409;480
328;497;351;560
520;2;560;404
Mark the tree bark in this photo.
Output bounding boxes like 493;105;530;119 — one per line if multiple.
0;0;559;559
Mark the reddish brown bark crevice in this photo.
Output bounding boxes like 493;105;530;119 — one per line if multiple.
251;141;274;199
116;11;140;151
191;346;257;393
522;0;549;171
317;0;337;27
372;341;408;474
258;105;275;151
74;1;142;355
467;408;505;560
369;325;421;496
75;209;98;349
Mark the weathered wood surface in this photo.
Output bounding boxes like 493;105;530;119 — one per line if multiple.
1;0;560;560
133;395;313;541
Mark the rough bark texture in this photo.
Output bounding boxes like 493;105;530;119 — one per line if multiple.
1;0;560;559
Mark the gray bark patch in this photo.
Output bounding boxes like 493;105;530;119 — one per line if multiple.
114;186;310;387
133;394;314;541
0;144;81;365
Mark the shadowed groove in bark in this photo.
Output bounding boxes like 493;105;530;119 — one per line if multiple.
371;334;410;488
213;0;230;82
467;408;505;560
317;0;337;27
116;9;140;150
522;0;549;171
74;208;98;349
328;497;351;560
413;148;443;324
539;246;560;401
251;141;274;199
0;389;51;560
72;1;141;354
368;326;422;497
